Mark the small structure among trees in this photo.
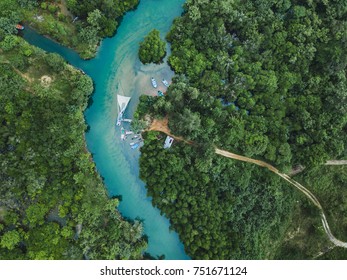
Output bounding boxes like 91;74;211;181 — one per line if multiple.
163;136;174;149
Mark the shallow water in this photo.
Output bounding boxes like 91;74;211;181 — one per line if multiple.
24;0;188;260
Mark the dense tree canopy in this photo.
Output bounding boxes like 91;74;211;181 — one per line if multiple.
164;0;347;168
139;29;166;64
136;0;347;259
0;36;146;259
67;0;139;37
0;0;139;58
139;135;294;259
276;165;347;260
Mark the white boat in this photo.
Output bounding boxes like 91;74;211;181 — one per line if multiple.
116;111;123;126
125;131;133;135
116;94;131;126
131;143;140;149
162;79;169;87
121;127;126;140
151;77;157;88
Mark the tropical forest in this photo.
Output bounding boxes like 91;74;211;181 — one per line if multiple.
138;29;166;64
136;0;347;259
0;0;347;261
0;0;145;259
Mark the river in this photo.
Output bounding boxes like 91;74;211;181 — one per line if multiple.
23;0;188;260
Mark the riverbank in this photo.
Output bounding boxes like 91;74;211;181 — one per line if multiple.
134;0;347;260
83;0;189;259
146;117;347;251
22;0;189;259
0;36;146;259
16;0;139;59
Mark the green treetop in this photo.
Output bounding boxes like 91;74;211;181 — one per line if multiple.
139;29;166;64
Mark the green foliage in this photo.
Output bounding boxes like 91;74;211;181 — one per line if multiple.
0;2;19;40
164;0;347;168
0;36;146;259
7;0;139;59
139;138;294;259
25;204;49;227
0;17;18;39
45;53;65;72
0;230;20;250
0;35;20;51
78;26;98;46
87;9;102;29
136;0;347;259
171;108;201;140
48;4;58;14
40;2;47;10
276;166;347;259
67;0;139;38
17;0;38;8
139;29;166;64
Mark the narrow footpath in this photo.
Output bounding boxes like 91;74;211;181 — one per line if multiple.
149;118;347;249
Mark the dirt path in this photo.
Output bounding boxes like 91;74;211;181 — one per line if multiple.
325;160;347;165
148;118;193;144
288;165;305;176
148;118;347;249
59;0;73;19
1;57;37;94
215;148;279;173
215;149;347;247
149;118;170;134
1;58;32;82
288;160;346;176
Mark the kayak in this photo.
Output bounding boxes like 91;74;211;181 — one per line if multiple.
121;127;126;140
151;77;157;88
131;143;140;149
162;79;169;87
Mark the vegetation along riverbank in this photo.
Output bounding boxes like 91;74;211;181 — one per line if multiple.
0;6;147;259
134;0;347;259
1;0;139;59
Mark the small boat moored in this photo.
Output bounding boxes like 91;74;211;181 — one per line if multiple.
78;68;86;75
16;24;24;30
131;143;140;149
157;91;164;97
116;111;123;126
116;94;131;126
162;79;169;87
121;127;126;140
151;77;157;88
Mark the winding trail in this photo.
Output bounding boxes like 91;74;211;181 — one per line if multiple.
289;160;347;175
325;160;347;165
149;118;347;249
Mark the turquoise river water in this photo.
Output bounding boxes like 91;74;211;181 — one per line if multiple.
23;0;189;260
